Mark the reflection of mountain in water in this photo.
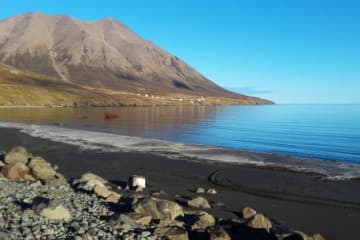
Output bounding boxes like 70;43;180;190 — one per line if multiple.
0;106;219;138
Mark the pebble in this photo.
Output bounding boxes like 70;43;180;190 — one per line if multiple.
0;178;156;239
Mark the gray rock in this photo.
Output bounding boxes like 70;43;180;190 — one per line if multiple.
188;196;211;209
242;207;257;219
133;197;184;220
28;157;57;181
154;226;189;240
110;214;141;230
32;196;71;221
195;187;205;194
246;213;272;232
4;146;31;164
208;226;231;240
78;173;108;184
190;211;215;230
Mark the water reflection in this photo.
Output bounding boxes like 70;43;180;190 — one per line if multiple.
0;106;219;138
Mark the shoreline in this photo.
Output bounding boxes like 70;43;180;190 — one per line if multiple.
1;120;359;181
0;127;359;239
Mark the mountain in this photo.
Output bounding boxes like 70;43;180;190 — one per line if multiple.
0;12;272;104
0;63;269;106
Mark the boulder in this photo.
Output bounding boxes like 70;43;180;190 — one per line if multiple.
287;232;326;240
77;179;106;192
106;193;121;204
242;207;257;219
109;214;141;230
94;185;112;198
1;162;29;180
133;197;184;220
195;187;205;194
158;219;185;228
40;204;71;221
32;196;71;221
188;196;211;209
128;212;152;226
4;146;31;164
208;226;231;240
308;234;326;240
154;226;189;240
128;175;146;189
44;174;67;187
247;213;272;232
151;190;168;197
191;211;216;230
78;172;108;184
28;157;57;181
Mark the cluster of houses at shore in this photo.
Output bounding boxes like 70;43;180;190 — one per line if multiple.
136;93;207;104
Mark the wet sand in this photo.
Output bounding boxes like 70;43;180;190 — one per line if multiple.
0;127;359;240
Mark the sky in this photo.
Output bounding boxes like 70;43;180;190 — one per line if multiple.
1;0;360;104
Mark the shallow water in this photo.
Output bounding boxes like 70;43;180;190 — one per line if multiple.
0;105;360;178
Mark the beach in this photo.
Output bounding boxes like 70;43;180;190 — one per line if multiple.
1;127;359;240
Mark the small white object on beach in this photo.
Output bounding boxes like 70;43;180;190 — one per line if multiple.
206;188;217;195
128;175;146;190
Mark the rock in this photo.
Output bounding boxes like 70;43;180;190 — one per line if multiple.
287;232;326;240
195;187;205;194
191;211;216;230
128;212;152;226
94;185;112;198
158;219;185;228
110;214;141;230
154;226;189;240
40;204;71;221
77;179;106;192
105;193;121;204
28;157;57;181
208;226;231;240
44;174;67;187
32;196;71;221
1;162;29;180
4;146;31;164
151;190;168;197
247;213;272;232
188;196;211;209
308;234;326;240
242;207;257;219
78;172;108;184
128;175;146;189
133;197;184;220
206;188;217;194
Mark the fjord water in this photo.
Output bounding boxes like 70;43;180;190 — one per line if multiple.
0;104;359;166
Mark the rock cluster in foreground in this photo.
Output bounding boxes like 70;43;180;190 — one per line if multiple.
0;146;325;240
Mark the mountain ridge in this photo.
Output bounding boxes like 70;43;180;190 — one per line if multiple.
0;12;272;104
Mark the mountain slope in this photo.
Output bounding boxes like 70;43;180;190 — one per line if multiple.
0;13;271;103
0;63;269;106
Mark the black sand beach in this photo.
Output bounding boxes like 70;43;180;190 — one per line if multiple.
0;127;359;240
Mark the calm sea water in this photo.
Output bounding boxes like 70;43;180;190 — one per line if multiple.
0;104;360;178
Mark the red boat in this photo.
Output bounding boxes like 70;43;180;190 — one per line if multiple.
104;112;119;120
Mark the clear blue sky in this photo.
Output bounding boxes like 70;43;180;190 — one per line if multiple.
1;0;360;104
